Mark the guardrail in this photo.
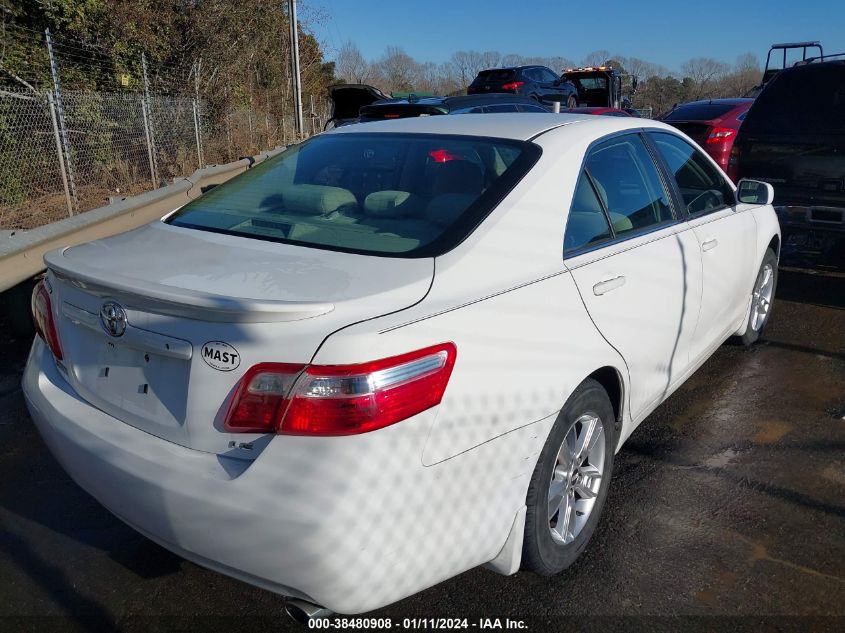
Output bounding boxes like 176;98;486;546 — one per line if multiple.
0;147;285;293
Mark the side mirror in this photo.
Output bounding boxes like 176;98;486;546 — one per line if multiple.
736;179;774;205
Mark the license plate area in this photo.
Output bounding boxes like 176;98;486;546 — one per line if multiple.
66;324;190;432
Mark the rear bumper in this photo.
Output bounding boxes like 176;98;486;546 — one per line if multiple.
23;339;535;613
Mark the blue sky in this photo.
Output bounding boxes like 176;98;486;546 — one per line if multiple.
307;0;843;72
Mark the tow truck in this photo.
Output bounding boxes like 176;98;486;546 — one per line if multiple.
559;66;638;110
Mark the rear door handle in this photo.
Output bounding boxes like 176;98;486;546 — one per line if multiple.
593;275;626;296
701;238;718;252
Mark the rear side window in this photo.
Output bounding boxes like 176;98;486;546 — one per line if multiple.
518;104;549;113
649;132;735;215
564;173;612;252
743;64;845;133
484;104;520;113
584;134;674;235
168;133;540;257
662;102;738;121
540;68;559;83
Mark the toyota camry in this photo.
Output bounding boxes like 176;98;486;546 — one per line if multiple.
23;113;780;617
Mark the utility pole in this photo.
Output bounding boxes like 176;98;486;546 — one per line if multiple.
287;0;304;139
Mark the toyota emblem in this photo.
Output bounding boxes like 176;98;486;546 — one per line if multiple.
100;301;127;338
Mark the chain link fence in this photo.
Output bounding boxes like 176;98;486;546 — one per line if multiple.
0;26;331;232
0;89;329;231
0;89;69;230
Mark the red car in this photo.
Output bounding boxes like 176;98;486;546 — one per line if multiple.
659;98;753;175
564;106;633;117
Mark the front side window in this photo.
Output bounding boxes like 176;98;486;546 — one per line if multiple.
649;131;735;215
584;134;674;235
167;133;539;257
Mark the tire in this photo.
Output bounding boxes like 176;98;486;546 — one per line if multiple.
739;248;778;347
566;95;577;109
522;378;615;576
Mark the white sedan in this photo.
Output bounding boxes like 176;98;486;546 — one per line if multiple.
23;113;780;618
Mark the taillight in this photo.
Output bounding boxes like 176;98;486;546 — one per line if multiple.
31;279;63;360
706;126;736;144
501;81;524;91
224;363;305;432
224;343;457;436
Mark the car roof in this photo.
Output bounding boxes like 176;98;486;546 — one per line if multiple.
678;98;754;107
478;65;547;72
326;112;663;141
367;93;542;110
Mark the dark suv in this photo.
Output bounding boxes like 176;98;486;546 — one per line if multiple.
732;59;845;268
467;66;578;107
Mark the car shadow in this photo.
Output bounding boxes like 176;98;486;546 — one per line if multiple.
776;267;845;310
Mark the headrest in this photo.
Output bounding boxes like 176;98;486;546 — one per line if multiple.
608;212;633;233
280;184;358;215
432;160;484;196
425;193;476;226
363;191;424;218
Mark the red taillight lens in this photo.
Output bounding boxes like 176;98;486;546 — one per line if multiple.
224;343;457;436
31;279;63;360
706;126;736;144
501;81;524;91
224;363;304;432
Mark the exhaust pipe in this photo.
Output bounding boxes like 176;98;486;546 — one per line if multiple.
285;598;334;625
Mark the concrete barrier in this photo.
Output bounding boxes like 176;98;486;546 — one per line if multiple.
0;147;286;293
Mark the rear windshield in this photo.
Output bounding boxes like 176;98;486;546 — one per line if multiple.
167;133;539;257
662;102;737;121
742;64;845;134
475;69;516;82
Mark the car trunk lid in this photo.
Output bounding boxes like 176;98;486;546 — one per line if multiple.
45;222;433;456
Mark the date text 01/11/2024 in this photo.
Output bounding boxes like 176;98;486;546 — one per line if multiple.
308;617;529;630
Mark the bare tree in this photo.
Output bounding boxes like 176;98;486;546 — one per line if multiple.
582;49;611;67
546;56;576;73
379;45;420;92
478;50;502;70
501;53;525;67
682;57;730;100
335;41;373;84
450;50;487;87
626;57;666;80
721;52;761;97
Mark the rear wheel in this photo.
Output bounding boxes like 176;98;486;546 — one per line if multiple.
739;248;778;347
522;379;615;575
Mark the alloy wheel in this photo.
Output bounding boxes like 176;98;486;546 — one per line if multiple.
547;412;605;544
751;263;775;331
